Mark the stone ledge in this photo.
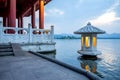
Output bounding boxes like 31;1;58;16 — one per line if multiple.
30;51;101;80
20;42;56;46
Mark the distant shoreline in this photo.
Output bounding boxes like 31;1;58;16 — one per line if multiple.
54;38;120;39
54;33;120;39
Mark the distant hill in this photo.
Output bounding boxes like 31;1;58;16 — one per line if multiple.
54;34;80;39
54;33;120;39
98;33;120;39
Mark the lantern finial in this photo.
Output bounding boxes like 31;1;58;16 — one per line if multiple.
87;22;91;25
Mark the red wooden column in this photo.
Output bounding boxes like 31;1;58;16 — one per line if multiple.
18;16;23;34
3;16;8;33
31;5;36;28
39;0;44;29
21;16;23;28
18;16;23;28
3;16;7;27
18;17;21;28
8;0;16;27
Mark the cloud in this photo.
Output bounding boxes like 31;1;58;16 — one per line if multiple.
35;8;64;18
90;11;120;25
107;0;120;12
45;8;64;16
89;0;120;26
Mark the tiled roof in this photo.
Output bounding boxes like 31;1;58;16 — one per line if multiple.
74;22;105;34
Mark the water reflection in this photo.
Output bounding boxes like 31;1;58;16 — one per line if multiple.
78;57;103;78
53;39;120;80
80;60;97;73
42;51;104;78
42;52;56;59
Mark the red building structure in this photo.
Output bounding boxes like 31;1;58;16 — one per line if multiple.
0;0;51;30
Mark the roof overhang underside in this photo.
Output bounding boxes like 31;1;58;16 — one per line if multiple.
0;0;51;17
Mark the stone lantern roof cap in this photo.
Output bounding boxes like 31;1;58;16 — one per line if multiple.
74;22;106;34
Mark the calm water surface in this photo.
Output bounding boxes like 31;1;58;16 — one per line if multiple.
44;39;120;80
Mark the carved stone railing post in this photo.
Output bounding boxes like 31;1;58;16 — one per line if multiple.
28;23;32;43
50;25;54;42
15;28;18;43
0;23;54;44
0;21;2;26
41;30;44;43
0;21;2;42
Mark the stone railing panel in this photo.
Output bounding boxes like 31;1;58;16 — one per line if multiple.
0;25;54;43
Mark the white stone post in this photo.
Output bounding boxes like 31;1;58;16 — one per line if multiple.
0;21;2;43
15;28;18;43
90;35;93;51
41;30;44;43
81;35;83;51
50;25;54;43
28;23;32;43
81;34;85;51
0;21;2;26
95;34;97;50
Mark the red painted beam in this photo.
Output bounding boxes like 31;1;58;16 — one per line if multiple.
21;0;51;17
22;8;31;17
34;0;52;5
0;0;7;8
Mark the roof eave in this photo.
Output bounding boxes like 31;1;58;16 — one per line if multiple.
74;31;106;34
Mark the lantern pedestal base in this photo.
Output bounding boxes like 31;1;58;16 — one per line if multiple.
81;55;97;60
78;50;101;60
78;50;101;56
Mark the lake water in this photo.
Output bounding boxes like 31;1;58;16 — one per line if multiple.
44;39;120;80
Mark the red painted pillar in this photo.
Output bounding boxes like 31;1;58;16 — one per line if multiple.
8;0;16;27
3;17;8;33
21;16;23;28
39;0;44;29
3;16;7;27
21;16;23;34
18;16;23;34
18;16;23;28
31;5;36;28
18;17;21;28
7;0;16;33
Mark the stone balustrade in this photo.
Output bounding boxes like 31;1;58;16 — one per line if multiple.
0;24;54;44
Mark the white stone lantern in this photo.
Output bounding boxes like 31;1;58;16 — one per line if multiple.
74;22;105;57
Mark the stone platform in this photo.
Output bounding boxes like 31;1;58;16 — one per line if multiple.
0;43;101;80
0;55;89;80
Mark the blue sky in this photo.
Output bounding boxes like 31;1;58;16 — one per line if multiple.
0;0;120;34
43;0;120;34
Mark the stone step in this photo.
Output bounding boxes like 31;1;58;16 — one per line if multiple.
0;46;12;49
0;44;10;46
0;44;13;56
0;52;14;56
0;44;11;48
0;48;13;52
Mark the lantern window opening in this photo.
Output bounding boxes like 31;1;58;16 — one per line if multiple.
85;36;90;48
93;36;96;47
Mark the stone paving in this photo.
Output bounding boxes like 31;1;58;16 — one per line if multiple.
0;53;89;80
